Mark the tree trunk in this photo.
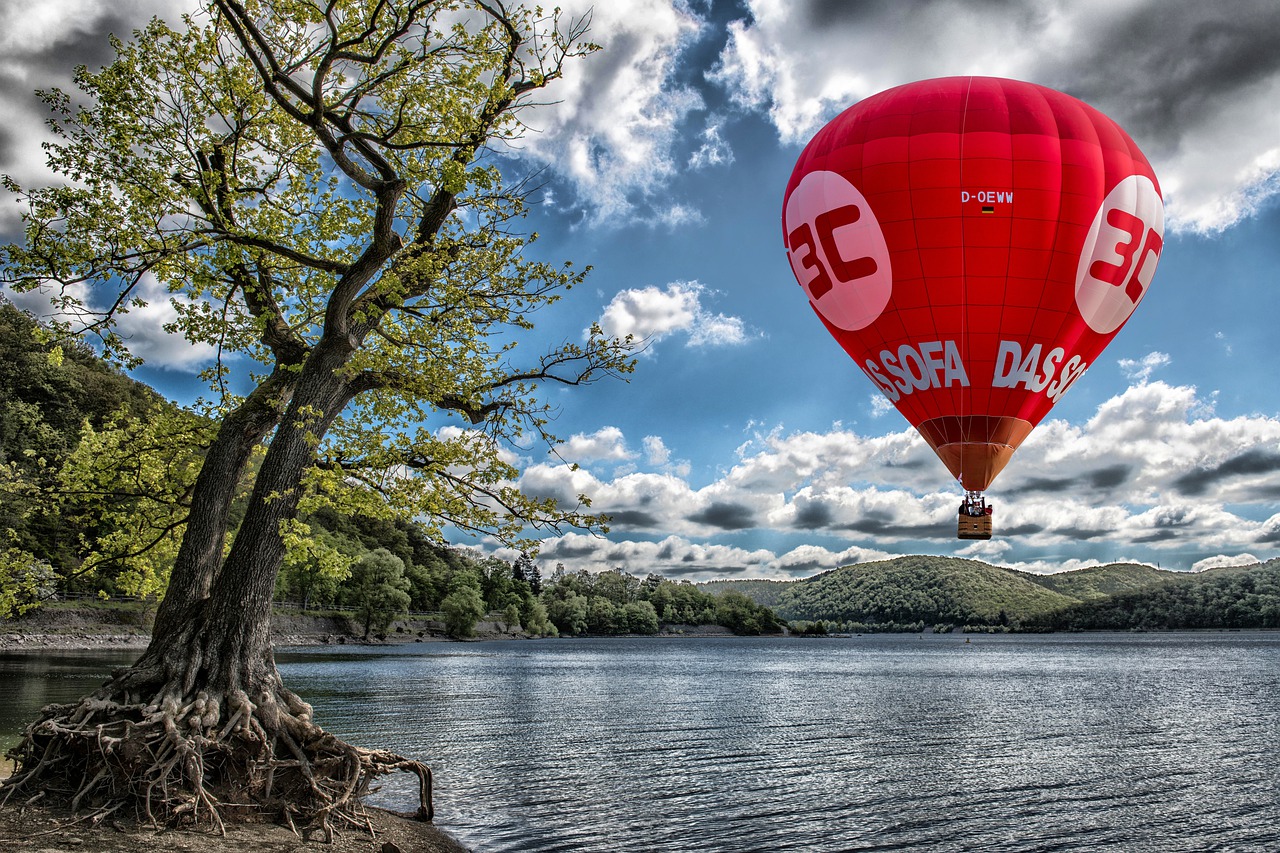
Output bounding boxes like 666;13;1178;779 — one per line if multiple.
1;346;431;834
147;368;294;643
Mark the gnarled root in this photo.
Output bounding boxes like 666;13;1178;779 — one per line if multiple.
0;682;432;838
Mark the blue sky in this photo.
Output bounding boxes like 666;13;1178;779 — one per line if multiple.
4;0;1280;579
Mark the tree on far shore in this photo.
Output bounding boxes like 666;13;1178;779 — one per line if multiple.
0;0;631;835
349;548;411;639
442;584;486;638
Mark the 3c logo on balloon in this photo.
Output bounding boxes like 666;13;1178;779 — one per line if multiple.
1075;174;1164;335
784;171;893;331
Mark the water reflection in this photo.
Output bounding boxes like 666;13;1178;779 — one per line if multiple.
3;635;1277;852
0;649;137;753
276;633;1280;852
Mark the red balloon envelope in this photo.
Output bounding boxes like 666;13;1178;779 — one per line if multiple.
783;76;1164;492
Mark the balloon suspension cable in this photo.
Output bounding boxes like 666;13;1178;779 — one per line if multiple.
961;490;991;517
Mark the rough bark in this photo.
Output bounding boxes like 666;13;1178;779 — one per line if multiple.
149;367;294;643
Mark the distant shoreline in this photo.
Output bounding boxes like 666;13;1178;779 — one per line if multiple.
5;625;1275;653
0;602;747;652
0;602;509;652
0;625;750;652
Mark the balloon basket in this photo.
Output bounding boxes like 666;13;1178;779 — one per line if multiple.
957;513;993;540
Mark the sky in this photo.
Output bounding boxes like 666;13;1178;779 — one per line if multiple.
3;0;1280;580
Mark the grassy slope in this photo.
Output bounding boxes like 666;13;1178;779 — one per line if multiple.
771;556;1080;624
1026;563;1176;600
710;557;1205;626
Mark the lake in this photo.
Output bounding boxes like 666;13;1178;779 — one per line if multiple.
3;633;1278;851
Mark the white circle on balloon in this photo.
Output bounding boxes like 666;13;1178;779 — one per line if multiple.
784;170;893;331
1074;174;1165;335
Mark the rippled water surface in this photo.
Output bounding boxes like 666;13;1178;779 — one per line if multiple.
4;633;1279;851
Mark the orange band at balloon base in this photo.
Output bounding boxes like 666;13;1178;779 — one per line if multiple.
916;415;1034;491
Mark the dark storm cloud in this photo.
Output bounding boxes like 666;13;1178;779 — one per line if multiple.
840;518;945;539
1087;465;1132;490
0;127;13;169
0;4;194;182
1001;522;1045;536
1009;476;1075;495
662;563;748;578
35;15;132;76
0;12;134;115
778;559;828;576
1010;464;1132;496
604;509;661;529
805;0;1042;29
787;0;1280;163
1173;449;1280;496
539;539;600;559
688;502;756;530
792;501;834;530
1049;526;1111;541
1132;529;1180;544
1041;2;1280;154
1259;527;1280;544
832;507;892;532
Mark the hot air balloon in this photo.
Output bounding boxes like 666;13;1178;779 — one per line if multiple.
782;77;1164;539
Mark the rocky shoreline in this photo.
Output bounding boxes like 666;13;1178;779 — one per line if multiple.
0;603;741;651
0;604;513;651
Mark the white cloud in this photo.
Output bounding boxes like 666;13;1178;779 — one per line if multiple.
642;435;692;478
3;274;217;371
512;381;1280;580
687;312;747;347
688;116;734;169
1118;351;1171;384
560;426;635;463
1191;553;1263;573
435;424;524;469
599;282;697;340
869;393;894;417
649;203;706;230
642;435;671;466
516;0;709;225
713;0;1280;233
596;281;752;348
532;531;892;580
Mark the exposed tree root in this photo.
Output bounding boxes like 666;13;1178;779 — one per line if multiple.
0;679;432;840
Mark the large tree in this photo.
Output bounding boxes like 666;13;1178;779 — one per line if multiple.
0;0;631;835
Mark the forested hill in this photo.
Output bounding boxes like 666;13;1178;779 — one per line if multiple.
1029;562;1175;600
707;557;1076;628
1;301;169;567
1038;558;1280;630
706;556;1280;631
